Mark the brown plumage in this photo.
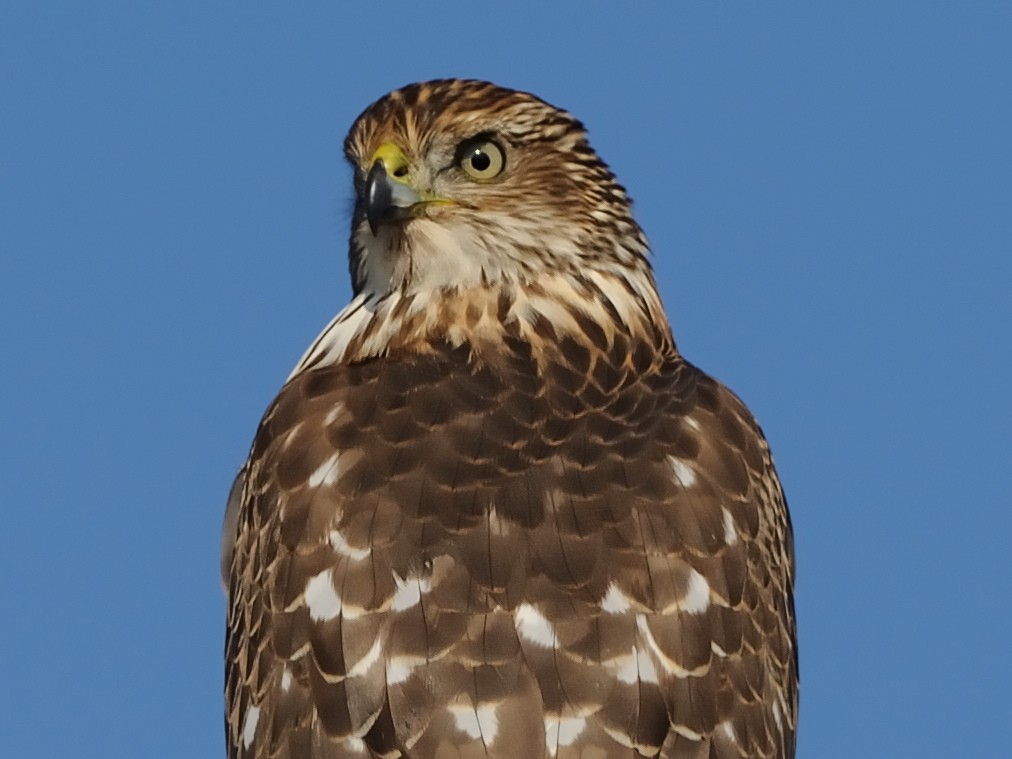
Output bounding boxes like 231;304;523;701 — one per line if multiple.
224;79;797;759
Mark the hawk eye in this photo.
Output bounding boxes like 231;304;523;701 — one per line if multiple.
459;140;505;180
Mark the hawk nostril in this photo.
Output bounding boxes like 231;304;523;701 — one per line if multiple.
393;166;409;178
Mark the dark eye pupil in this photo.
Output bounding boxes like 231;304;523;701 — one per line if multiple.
470;150;491;172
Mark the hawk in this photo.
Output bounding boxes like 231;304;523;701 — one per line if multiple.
224;79;797;759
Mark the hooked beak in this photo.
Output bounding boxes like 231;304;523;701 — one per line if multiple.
364;158;422;235
363;142;453;235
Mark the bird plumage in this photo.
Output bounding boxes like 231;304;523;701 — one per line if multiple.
225;79;797;758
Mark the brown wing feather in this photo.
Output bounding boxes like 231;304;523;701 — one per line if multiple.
226;331;796;758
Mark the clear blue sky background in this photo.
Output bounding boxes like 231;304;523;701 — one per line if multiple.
2;3;1009;757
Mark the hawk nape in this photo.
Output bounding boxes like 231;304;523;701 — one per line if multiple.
224;79;797;759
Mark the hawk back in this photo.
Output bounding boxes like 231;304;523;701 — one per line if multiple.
225;331;797;758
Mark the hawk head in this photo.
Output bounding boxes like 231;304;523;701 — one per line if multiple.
292;80;671;374
344;80;653;300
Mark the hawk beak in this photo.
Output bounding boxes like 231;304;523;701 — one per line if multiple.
364;143;422;235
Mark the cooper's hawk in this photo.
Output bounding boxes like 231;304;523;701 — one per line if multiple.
224;79;797;758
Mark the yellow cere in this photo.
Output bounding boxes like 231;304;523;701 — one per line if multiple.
369;140;453;208
370;142;411;181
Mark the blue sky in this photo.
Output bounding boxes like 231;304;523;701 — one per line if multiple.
2;3;1009;756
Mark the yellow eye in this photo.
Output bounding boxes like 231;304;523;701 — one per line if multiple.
459;140;505;180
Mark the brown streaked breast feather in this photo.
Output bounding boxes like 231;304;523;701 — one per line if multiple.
226;334;797;758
